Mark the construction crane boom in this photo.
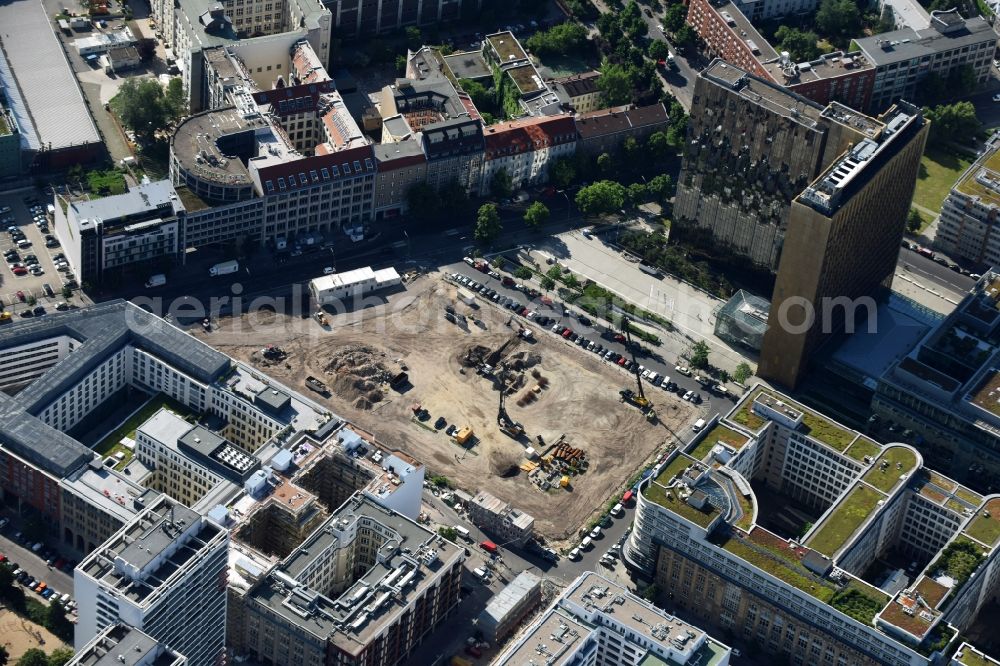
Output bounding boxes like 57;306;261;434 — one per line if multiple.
621;316;646;402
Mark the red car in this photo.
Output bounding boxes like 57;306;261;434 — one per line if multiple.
617;357;627;366
15;290;25;301
613;333;626;343
562;328;572;338
12;267;27;276
501;276;515;287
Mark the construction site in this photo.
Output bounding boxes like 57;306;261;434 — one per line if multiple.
192;274;698;540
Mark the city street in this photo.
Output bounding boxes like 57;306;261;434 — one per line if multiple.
0;532;74;603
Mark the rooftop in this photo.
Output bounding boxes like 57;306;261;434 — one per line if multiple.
956;137;1000;207
507;63;547;95
642;454;720;528
170;108;266;187
493;571;730;666
486;31;528;64
955;643;1000;666
963;497;1000;547
861;445;919;493
701;60;823;127
0;0;101;151
67;623;186;666
970;369;1000;417
762;51;873;87
69;180;183;226
688;423;751;462
854;12;996;67
443;50;492;81
806;484;886;557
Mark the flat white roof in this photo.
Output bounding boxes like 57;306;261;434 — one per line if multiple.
311;266;376;292
0;0;101;150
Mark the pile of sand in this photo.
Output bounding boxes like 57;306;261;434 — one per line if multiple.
323;345;393;409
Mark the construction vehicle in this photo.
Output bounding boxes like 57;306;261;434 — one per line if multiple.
618;316;656;422
497;364;525;438
305;376;329;395
315;311;328;326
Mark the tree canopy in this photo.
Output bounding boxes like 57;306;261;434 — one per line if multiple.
524;201;550;228
525;22;590;56
576;180;626;215
774;26;821;62
475;203;503;244
815;0;861;45
111;77;186;140
924;101;980;146
597;62;632;106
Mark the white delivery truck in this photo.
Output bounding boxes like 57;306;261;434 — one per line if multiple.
144;274;166;288
209;260;239;277
692;418;706;432
453;525;471;541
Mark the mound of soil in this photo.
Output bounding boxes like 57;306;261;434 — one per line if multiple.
324;345;394;408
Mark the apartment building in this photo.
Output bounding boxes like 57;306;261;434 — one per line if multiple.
624;385;1000;666
873;270;1000;490
319;0;481;38
759;100;928;388
60;465;159;556
67;623;188;666
477;571;542;643
937;132;1000;265
493;571;732;665
466;490;534;546
229;492;463;666
550;71;603;114
478;114;577;196
574;103;669;156
75;495;229;666
373;139;426;218
855;10;996;112
687;0;875;111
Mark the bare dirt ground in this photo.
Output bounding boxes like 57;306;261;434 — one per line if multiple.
193;274;699;540
0;609;68;661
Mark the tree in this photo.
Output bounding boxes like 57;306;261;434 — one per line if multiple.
491;168;513;199
690;340;711;369
576;180;626;216
525;22;590;56
674;24;697;49
906;208;922;233
551;157;576;188
647;131;671;159
623;136;641;161
774;25;820;62
626;182;647;207
459;78;495;113
438;526;457;540
515;265;533;279
405;25;423;51
163;77;187;123
564;272;580;288
663;2;686;32
648;40;670;61
110;78;169;140
524;201;549;228
947;63;977;96
596;152;614;175
46;599;72;640
395;54;407;75
541;275;556;290
597;62;632;106
47;649;73;666
648;174;674;203
547;266;563;280
925;101;981;145
733;362;753;384
815;0;861;43
16;650;47;666
406;182;439;218
475;203;502;244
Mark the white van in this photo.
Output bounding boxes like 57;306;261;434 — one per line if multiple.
453;525;471;541
568;547;581;560
647;372;659;384
581;536;593;550
692;418;706;432
612;503;624;517
473;567;489;580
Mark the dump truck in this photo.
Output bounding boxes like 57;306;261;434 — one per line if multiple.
305;376;329;394
209;260;239;276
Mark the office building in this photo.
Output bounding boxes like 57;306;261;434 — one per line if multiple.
854;10;996;112
373;139;426;219
687;0;875;111
0;103;22;178
75;495;229;666
319;0;482;39
714;289;771;352
624;385;1000;666
466;490;534;546
66;623;188;666
873;270;1000;491
477;571;542;643
0;300;332;553
493;571;732;665
478;115;577;196
937;132;1000;265
482;32;562;116
675;60;882;271
52;180;184;288
759;99;927;388
229;492;463;666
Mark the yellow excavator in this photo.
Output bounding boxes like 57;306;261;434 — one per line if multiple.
617;317;656;422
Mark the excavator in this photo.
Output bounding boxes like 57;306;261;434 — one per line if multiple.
497;364;525;438
618;316;657;422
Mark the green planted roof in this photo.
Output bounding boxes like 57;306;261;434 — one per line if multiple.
964;498;1000;547
862;446;918;493
807;485;885;557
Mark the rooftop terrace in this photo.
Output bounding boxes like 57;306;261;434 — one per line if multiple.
956;643;1000;666
807;484;886;557
970;369;1000;418
963;497;1000;547
862;446;919;493
954;132;1000;206
643;454;720;528
688;423;751;462
507;64;546;95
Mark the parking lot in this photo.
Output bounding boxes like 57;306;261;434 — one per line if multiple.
0;192;76;318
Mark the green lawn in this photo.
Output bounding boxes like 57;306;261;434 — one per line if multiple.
844;437;881;462
93;393;193;469
731;394;767;432
965;499;1000;547
720;534;837;603
910;147;973;231
807;485;884;556
862;446;918;493
800;410;856;451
